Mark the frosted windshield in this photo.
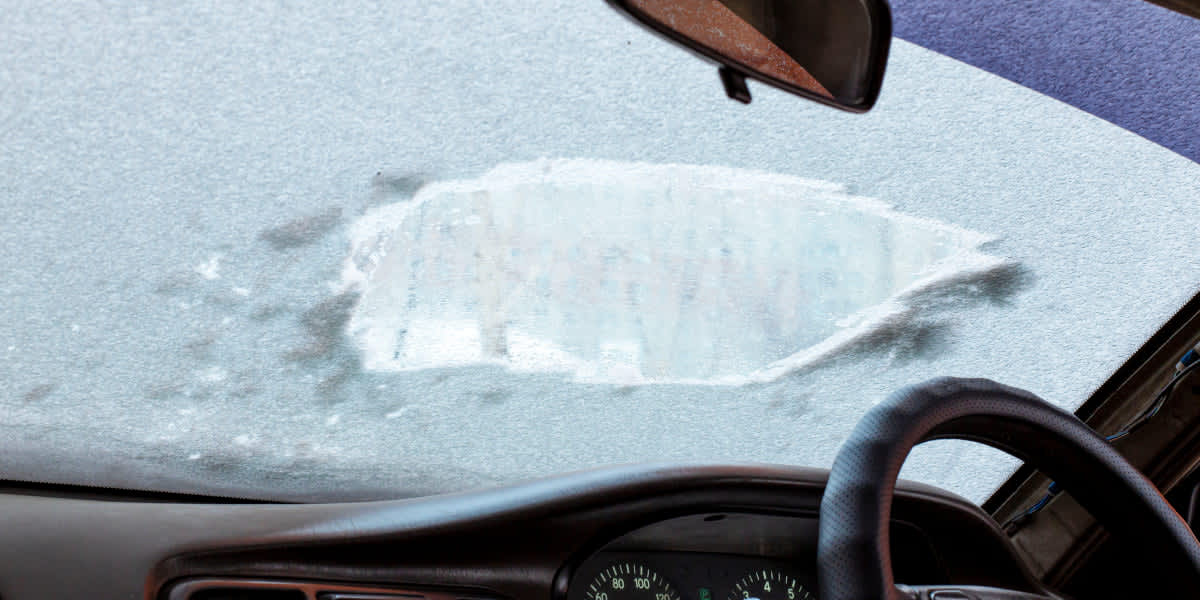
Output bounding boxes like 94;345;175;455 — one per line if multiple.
2;2;1199;503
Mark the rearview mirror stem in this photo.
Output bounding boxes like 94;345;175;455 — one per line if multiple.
718;67;752;104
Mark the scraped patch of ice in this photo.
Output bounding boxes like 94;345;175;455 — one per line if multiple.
339;159;1009;385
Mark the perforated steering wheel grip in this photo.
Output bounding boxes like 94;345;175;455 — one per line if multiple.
817;377;1200;600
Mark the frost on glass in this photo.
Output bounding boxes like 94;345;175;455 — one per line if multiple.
341;160;1004;385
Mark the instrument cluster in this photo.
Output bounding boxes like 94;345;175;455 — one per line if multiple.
565;513;822;600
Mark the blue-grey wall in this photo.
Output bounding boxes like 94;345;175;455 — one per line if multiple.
893;0;1200;162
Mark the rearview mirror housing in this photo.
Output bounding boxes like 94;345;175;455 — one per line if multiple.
607;0;892;112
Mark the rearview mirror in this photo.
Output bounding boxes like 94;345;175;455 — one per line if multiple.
607;0;891;112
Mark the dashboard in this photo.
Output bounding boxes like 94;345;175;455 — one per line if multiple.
0;463;1043;599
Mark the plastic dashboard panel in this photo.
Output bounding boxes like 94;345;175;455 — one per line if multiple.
164;578;505;600
0;463;1041;599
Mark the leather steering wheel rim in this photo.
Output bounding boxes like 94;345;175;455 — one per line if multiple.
817;377;1200;600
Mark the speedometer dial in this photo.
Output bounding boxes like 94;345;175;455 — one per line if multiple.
728;569;814;600
586;562;681;600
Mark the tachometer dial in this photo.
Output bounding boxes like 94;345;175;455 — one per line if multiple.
586;562;681;600
728;569;814;600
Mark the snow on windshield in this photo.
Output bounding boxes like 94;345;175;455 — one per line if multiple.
343;160;1004;385
3;2;1200;504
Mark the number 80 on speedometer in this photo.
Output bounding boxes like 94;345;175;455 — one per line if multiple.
586;563;680;600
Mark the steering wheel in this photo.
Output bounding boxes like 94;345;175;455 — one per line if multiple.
817;377;1200;600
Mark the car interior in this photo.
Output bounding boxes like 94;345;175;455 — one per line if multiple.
3;1;1200;599
3;298;1200;599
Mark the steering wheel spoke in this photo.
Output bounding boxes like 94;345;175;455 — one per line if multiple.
895;584;1057;600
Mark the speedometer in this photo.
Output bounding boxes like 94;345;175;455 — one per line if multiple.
728;569;814;600
586;562;681;600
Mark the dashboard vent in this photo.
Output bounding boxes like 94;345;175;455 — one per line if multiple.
191;590;306;600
